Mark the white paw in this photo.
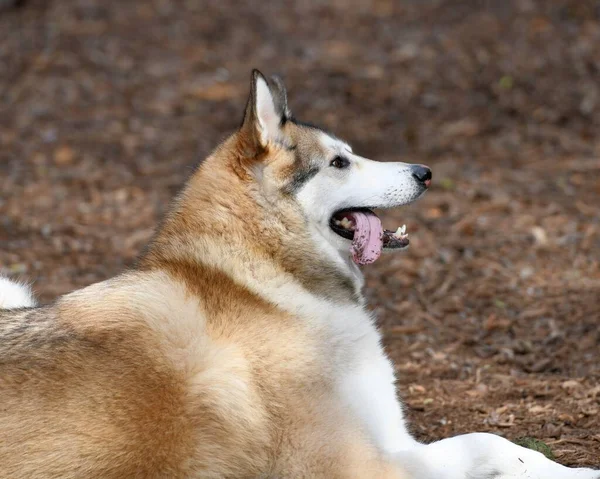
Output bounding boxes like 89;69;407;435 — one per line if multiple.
490;467;600;479
463;434;599;479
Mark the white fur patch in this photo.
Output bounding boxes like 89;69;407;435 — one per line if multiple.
336;330;418;454
318;131;352;153
0;276;36;309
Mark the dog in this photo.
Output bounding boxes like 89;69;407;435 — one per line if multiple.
0;70;597;479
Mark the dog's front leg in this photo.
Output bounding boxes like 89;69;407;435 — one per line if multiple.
338;340;420;455
393;432;599;479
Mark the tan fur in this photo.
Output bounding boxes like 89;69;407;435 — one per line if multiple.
0;72;409;478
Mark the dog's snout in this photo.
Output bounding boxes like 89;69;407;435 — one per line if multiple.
411;165;432;188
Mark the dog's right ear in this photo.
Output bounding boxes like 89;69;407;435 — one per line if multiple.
239;70;291;152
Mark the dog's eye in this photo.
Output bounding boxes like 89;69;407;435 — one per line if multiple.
330;156;349;169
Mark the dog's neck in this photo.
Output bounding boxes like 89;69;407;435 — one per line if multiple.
139;149;364;307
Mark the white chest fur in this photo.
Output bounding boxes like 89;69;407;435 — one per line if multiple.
325;305;415;455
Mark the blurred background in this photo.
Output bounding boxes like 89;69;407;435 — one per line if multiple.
1;0;599;466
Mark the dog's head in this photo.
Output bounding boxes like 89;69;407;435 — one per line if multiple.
234;70;431;268
153;70;432;301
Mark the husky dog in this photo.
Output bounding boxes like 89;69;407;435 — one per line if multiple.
0;71;597;479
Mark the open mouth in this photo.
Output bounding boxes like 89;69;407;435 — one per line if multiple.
330;208;409;265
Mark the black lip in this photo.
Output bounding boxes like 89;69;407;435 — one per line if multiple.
382;232;409;249
330;222;355;240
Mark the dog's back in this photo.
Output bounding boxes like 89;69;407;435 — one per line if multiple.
0;269;404;478
0;274;195;477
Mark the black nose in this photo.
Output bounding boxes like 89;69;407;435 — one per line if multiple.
411;164;432;187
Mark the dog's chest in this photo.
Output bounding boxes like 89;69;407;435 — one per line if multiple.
313;303;407;454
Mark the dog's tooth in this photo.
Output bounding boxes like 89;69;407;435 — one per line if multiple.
340;217;353;229
401;224;406;235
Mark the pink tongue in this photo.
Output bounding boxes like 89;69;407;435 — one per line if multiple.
347;211;384;265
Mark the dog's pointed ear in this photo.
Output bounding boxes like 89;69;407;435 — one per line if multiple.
240;70;291;151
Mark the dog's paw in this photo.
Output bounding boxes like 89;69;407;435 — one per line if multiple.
468;451;599;479
489;468;600;479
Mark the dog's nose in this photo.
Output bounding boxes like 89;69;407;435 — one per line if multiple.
411;165;432;188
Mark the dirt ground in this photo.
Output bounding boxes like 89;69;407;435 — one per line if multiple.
1;0;599;468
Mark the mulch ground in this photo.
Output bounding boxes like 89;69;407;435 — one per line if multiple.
1;0;599;468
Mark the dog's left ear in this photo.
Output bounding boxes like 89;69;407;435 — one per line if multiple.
240;70;291;150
